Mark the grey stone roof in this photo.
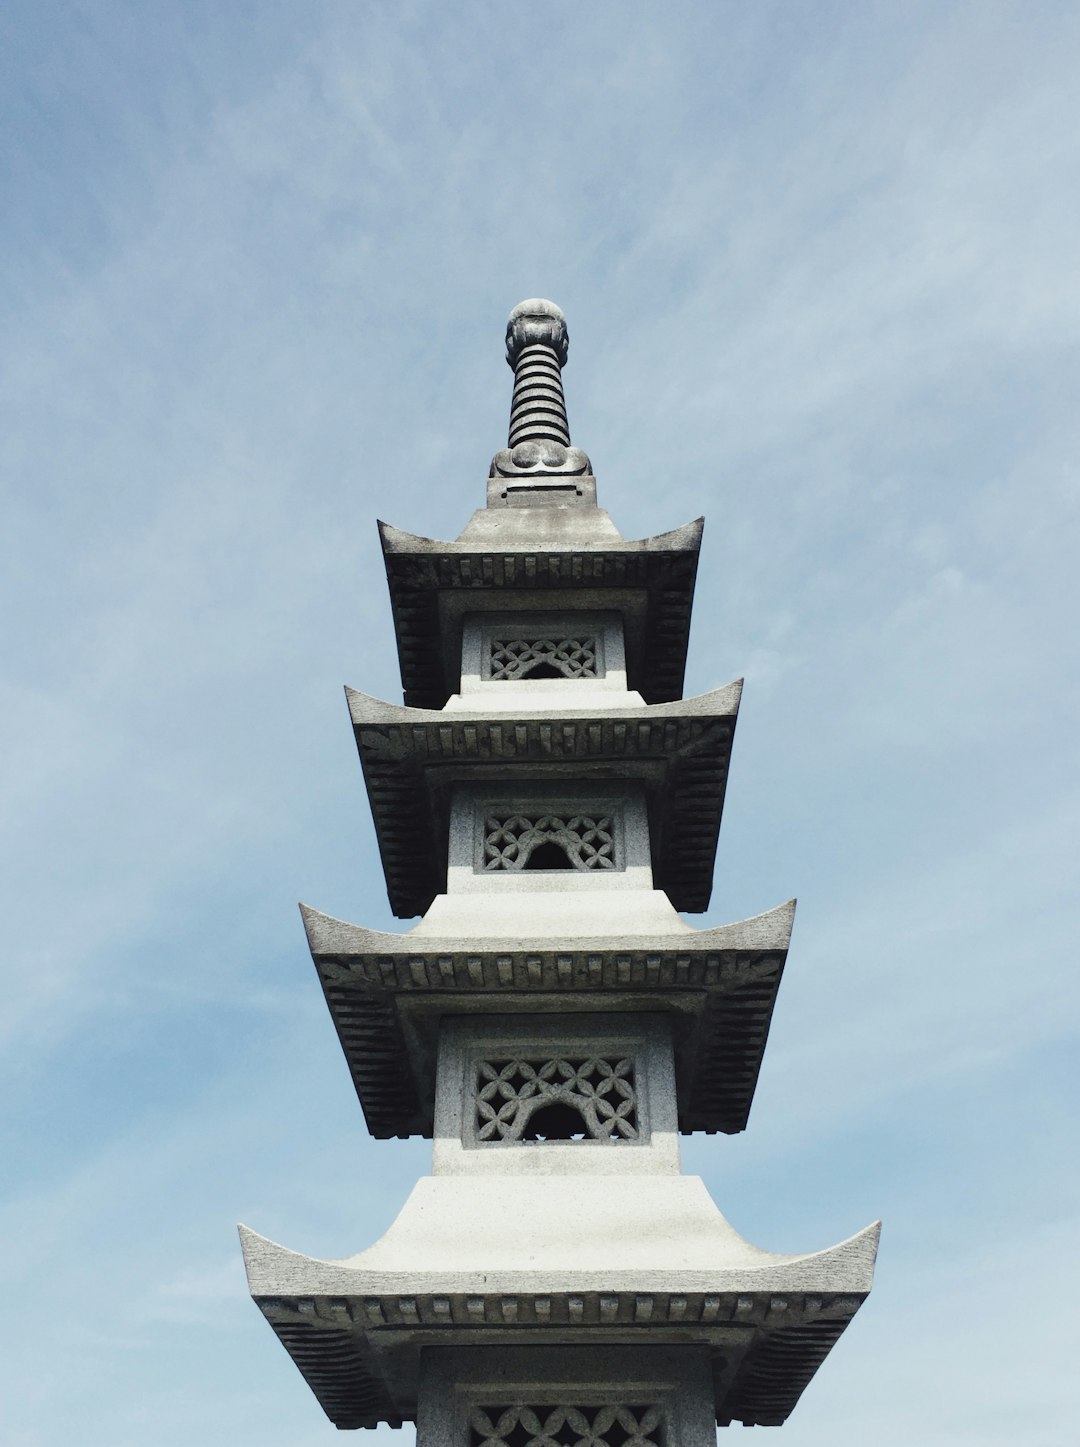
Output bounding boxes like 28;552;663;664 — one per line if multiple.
347;680;741;918
239;1203;879;1431
378;515;703;709
302;900;794;1139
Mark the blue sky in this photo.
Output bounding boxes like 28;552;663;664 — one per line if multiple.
2;3;1078;1443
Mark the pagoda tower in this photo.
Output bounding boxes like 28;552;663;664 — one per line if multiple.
240;300;879;1438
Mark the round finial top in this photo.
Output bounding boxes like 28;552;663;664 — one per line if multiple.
506;298;568;368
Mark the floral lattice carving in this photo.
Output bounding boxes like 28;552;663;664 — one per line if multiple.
476;1057;638;1142
489;636;598;680
483;815;615;871
469;1405;663;1447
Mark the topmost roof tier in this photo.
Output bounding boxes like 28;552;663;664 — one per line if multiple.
380;299;703;709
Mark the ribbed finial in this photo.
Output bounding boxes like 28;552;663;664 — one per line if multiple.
504;299;571;448
489;300;591;482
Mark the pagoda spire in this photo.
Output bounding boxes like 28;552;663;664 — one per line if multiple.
490;298;592;481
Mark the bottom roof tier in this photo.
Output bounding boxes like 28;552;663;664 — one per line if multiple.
240;1174;878;1430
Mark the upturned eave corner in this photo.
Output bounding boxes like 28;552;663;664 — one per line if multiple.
238;1212;881;1299
299;894;794;958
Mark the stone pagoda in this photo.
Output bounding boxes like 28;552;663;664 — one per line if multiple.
240;300;879;1439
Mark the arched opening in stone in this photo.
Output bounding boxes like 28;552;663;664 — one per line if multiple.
523;1100;588;1141
520;659;564;679
523;839;573;870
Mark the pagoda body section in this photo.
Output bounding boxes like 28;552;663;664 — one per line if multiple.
240;300;879;1439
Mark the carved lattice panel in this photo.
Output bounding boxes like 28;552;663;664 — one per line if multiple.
483;815;616;871
489;636;598;680
475;1057;638;1142
469;1405;663;1447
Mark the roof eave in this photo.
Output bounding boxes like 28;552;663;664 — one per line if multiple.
239;1219;879;1430
346;684;742;918
302;900;795;1138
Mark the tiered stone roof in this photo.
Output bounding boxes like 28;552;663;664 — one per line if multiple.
379;516;703;709
348;681;740;918
241;1209;878;1430
302;899;794;1139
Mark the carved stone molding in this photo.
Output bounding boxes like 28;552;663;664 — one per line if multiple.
490;443;593;479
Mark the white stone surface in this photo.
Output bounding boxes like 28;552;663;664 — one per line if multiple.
241;1178;879;1292
410;888;695;939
